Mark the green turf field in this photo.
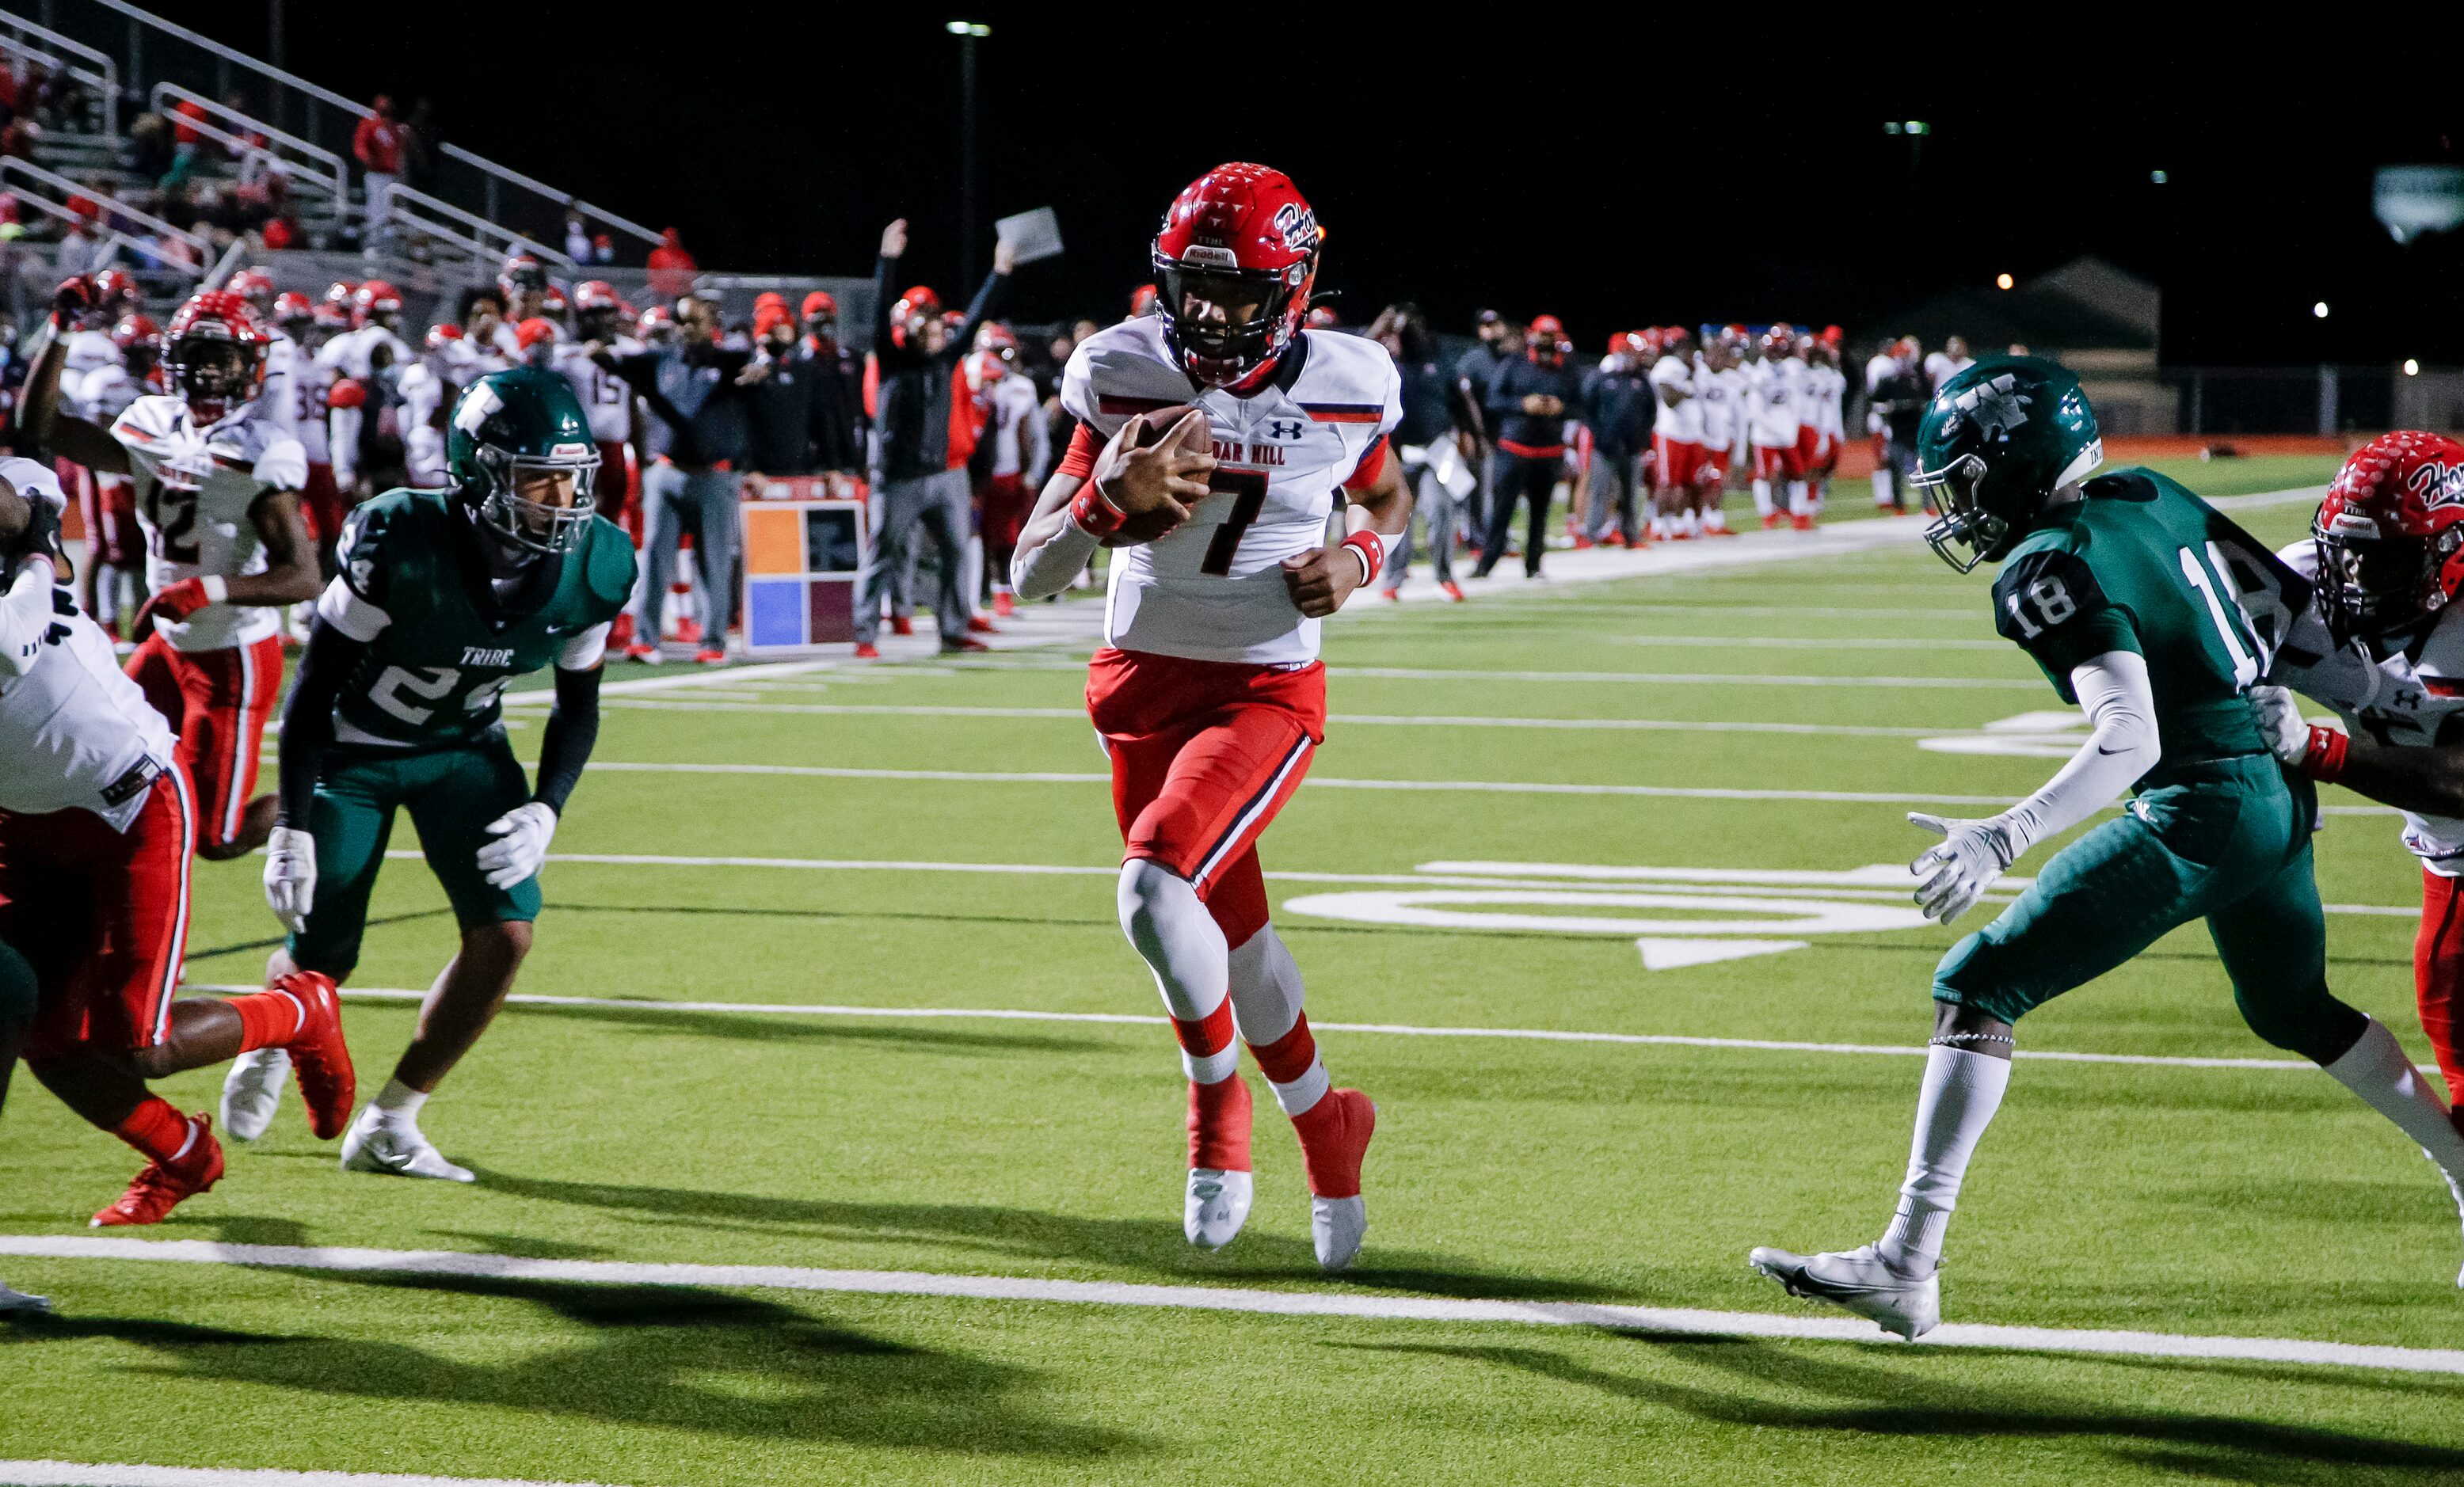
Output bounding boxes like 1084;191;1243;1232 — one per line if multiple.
14;461;2464;1486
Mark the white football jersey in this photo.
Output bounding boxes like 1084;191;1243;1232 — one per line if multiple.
112;394;307;652
397;359;451;485
317;323;413;382
1746;357;1803;447
1061;318;1400;667
62;328;117;386
2272;542;2464;871
1693;356;1741;451
0;458;175;830
1810;362;1847;439
551;338;632;443
261;330;301;440
1925;352;1974;393
1648;354;1700;441
444;336;511;389
1865;352;1899;432
286;356;331;465
74;363;149;424
984;373;1044;480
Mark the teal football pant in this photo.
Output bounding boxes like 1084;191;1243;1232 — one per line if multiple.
1933;755;2368;1063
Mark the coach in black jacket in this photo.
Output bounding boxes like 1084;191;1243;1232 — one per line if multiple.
855;218;1013;654
1474;315;1585;580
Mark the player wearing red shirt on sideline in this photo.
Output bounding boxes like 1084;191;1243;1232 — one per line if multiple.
0;458;352;1229
1010;165;1408;1271
24;282;322;859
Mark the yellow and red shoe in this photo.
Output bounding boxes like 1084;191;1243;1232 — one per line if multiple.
92;1116;223;1226
1290;1087;1376;1271
277;971;357;1141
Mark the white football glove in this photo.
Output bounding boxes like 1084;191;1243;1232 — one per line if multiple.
2249;684;2312;766
476;801;558;889
262;825;317;934
1908;812;2020;926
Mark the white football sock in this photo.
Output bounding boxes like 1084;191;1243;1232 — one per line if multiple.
2325;1018;2464;1179
1788;481;1812;517
1876;1044;2012;1276
1225;925;1305;1048
1117;858;1229;1025
373;1078;428;1124
1873;470;1895;507
1751;479;1775;519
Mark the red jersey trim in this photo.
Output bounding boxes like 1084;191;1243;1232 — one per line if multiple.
1499;439;1566;459
1301;403;1384;424
1342;434;1388;492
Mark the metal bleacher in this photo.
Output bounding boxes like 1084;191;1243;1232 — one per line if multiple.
0;0;660;295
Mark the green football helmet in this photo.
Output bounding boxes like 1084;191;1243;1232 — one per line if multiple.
1914;356;2104;572
446;366;600;554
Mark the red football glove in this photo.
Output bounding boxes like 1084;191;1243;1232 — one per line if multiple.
50;275;93;332
130;577;215;634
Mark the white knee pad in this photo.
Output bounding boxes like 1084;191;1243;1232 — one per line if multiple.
1224;925;1305;1047
1117;859;1228;1023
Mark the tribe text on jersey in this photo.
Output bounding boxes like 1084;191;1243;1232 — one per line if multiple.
1061;321;1400;667
112;394;307;651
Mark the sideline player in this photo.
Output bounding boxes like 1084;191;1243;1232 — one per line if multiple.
0;458;352;1227
1647;327;1701;542
1800;331;1846;516
2256;432;2464;1124
1691;329;1742;537
969;322;1049;618
1751;359;2464;1337
1745;325;1808;531
227;367;632;1181
1008;164;1406;1270
24;283;318;860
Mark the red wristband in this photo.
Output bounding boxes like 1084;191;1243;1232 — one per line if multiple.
1342;529;1384;586
1069;478;1129;540
2301;725;2348;782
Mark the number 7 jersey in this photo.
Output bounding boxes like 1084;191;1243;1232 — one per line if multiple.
319;489;635;750
1061;318;1400;666
1990;468;2309;773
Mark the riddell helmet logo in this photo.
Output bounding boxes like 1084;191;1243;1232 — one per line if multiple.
1272;202;1317;252
2409;460;2464;512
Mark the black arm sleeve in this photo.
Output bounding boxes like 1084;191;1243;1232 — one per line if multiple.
872;253;900;365
276;617;369;827
529;661;603;815
952;269;1006;361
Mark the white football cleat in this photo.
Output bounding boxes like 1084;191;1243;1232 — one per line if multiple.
1750;1244;1940;1340
0;1279;51;1315
1312;1195;1367;1272
219;1048;291;1142
340;1107;474;1183
1185;1168;1253;1249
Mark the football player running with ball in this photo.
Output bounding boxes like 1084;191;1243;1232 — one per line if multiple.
1010;164;1409;1270
1751;359;2464;1337
225;368;634;1181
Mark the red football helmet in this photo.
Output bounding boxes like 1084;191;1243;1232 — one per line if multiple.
162;291;269;420
1306;304;1341;329
1150;162;1320;390
891;284;942;340
498;253;547;301
540;284;568;317
1527;314;1567;365
1759;326;1795;360
1129;283;1160;318
425;321;465;353
802;290;837;322
573;280;623;314
1636;328;1666;360
353;280;403;320
90;268;137;314
271;291;314;326
226;267;275;310
1606;330;1639;359
2312;431;2464;641
514;316;560;357
637;303;674;337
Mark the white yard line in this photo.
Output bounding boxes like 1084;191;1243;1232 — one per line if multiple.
190;982;2314;1072
1608;635;2009;650
572;703;1946;739
0;1466;626;1487
6;1235;2456;1377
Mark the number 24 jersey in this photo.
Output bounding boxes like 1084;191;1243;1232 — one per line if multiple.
1061;318;1400;667
1990;468;2308;774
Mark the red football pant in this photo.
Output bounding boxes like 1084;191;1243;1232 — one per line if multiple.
2415;869;2464;1106
596;439;643;543
300;462;345;550
0;764;195;1059
126;632;282;851
1089;648;1325;949
1752;442;1807;481
1652;435;1704;492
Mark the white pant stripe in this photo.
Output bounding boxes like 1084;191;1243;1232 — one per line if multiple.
1192;735;1312;892
152;765;195;1044
223;641;256;841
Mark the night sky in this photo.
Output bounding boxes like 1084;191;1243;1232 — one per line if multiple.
137;5;2464;365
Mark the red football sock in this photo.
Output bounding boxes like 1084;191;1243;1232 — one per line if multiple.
1188;1074;1252;1172
227;988;310;1053
112;1096;197;1164
1171;999;1236;1062
1247;1012;1317;1085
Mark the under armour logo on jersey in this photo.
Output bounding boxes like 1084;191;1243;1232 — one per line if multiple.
1262;419;1305;441
1954;375;2032;439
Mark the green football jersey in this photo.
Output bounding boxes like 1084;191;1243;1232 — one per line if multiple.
1990;468;2307;774
329;489;636;750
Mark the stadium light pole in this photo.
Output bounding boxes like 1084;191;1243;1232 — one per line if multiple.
950;21;992;287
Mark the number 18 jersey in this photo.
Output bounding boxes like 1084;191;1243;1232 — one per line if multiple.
1061;319;1400;667
1990;468;2308;774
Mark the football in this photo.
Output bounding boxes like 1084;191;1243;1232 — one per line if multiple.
1100;404;1213;546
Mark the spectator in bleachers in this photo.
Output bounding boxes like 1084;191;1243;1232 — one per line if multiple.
647;228;697;300
853;218;1011;658
124;112;173;184
563;207;592;264
352;94;403;243
799;291;863;481
595;293;768;664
